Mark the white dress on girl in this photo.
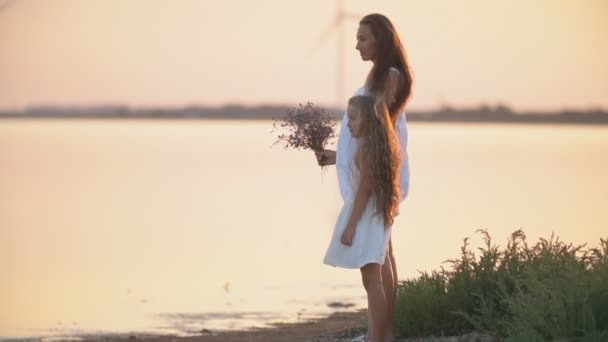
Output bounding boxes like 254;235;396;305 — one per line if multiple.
323;79;410;269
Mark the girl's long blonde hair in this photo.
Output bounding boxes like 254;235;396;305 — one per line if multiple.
349;95;401;228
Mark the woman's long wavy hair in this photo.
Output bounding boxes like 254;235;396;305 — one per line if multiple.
350;95;400;228
360;13;413;122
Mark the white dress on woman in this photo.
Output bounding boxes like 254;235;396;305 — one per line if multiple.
323;79;410;269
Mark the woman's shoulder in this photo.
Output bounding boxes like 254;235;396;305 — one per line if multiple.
388;66;401;77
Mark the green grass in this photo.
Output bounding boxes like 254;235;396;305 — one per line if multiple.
394;229;608;341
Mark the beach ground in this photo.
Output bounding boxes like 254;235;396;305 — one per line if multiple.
79;311;366;342
78;310;497;342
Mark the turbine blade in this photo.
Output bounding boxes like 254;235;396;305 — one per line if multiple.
341;11;362;22
307;15;341;58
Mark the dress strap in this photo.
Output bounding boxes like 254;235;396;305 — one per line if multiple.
389;67;401;76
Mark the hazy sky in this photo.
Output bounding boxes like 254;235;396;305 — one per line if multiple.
0;0;606;111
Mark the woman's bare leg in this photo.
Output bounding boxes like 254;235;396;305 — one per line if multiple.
381;250;395;340
382;239;398;340
366;308;373;341
389;239;398;300
361;263;388;342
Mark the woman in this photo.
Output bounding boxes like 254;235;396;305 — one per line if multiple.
316;13;413;341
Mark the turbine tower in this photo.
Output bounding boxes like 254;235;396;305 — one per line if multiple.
311;0;360;107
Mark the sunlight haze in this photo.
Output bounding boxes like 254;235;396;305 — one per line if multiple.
0;0;607;111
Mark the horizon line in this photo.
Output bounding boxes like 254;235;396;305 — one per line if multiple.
1;102;607;115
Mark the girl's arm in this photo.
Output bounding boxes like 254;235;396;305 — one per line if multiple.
341;154;373;246
313;112;349;166
314;150;336;166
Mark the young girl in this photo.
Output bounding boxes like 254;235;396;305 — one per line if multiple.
323;94;401;342
316;13;413;341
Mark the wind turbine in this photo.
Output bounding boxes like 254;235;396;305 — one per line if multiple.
310;0;360;107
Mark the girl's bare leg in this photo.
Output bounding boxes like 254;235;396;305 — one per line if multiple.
361;263;388;342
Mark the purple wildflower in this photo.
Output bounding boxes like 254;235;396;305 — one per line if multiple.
272;102;337;152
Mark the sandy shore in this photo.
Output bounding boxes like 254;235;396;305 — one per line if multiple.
78;311;366;342
76;310;497;342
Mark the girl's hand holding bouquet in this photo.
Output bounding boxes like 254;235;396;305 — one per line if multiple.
272;102;337;169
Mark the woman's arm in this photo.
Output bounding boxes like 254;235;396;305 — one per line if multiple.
395;114;409;202
384;69;401;109
341;155;373;246
386;68;410;202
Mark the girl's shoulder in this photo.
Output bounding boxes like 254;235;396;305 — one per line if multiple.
354;142;370;168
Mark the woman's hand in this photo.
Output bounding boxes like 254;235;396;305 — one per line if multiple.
314;149;336;166
340;224;356;246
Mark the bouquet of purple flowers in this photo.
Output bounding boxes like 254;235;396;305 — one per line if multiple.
272;102;337;153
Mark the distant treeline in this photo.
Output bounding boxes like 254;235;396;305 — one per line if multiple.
1;104;608;124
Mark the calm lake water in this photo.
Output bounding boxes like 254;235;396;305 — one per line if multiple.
1;119;607;340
